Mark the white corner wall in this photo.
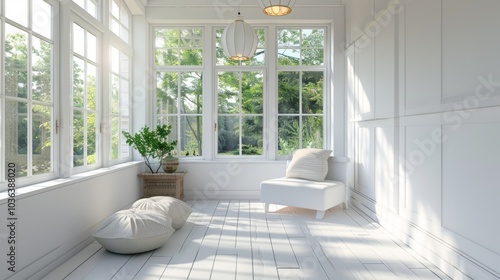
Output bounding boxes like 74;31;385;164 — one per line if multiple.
345;0;500;279
0;163;142;280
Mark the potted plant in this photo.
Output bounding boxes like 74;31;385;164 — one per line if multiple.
122;124;178;173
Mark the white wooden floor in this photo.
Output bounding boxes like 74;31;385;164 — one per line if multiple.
44;200;451;280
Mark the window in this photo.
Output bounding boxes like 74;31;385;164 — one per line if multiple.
2;0;55;179
0;0;133;191
109;0;129;43
155;28;203;157
109;46;130;161
73;0;99;19
71;22;100;168
153;26;329;159
277;28;326;156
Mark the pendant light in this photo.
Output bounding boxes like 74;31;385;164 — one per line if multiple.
257;0;296;16
221;12;258;61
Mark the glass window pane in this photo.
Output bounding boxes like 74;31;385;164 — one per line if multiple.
155;49;179;66
73;56;85;107
120;6;129;28
111;0;120;18
73;110;84;167
120;117;130;158
111;19;120;37
181;72;202;114
5;25;28;98
111;116;119;160
111;47;119;73
242;116;263;155
87;112;97;164
32;0;52;39
120;25;129;43
87;64;97;111
120;52;130;79
278;116;299;156
278;29;300;47
32;105;52;174
6;0;28;27
302;48;324;66
155;29;179;48
87;32;97;62
157;116;178;145
120;78;130;115
32;37;52;103
302;71;323;114
86;0;97;18
111;74;119;114
302;116;323;149
180;49;202;66
73;23;85;57
218;72;239;114
278;48;300;66
180;29;202;48
242;72;263;114
5;101;28;177
218;116;239;155
278;71;299;114
302;29;324;48
157;72;178;115
180;116;202;157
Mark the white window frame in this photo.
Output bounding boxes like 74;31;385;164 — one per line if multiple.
0;0;60;191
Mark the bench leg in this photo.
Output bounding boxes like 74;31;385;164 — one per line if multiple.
343;201;349;210
316;210;325;219
264;203;270;213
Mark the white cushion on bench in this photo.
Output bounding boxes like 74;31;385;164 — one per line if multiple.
260;177;347;219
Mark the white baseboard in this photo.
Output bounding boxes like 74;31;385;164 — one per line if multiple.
184;190;261;200
349;189;500;280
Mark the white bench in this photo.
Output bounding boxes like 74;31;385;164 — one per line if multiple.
260;177;347;219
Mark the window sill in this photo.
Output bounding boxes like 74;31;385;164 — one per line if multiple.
0;161;143;203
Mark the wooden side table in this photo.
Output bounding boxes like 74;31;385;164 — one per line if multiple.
138;171;186;200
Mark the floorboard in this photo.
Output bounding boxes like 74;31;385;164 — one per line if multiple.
46;200;452;280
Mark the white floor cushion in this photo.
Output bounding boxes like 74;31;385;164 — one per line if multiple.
93;208;174;254
132;196;192;230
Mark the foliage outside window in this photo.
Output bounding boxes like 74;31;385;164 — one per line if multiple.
155;28;203;157
277;28;326;156
2;0;54;178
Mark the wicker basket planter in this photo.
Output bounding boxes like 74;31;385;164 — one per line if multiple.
138;171;186;200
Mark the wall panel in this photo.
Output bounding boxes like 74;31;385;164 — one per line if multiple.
442;0;500;103
402;125;442;227
356;38;375;119
375;126;396;211
442;123;500;255
404;0;441;114
374;15;395;119
357;127;376;199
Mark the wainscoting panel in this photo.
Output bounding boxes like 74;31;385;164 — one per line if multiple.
402;125;442;227
375;126;397;212
356;126;376;200
442;123;500;255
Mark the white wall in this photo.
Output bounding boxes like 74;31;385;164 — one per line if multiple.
0;163;143;280
345;0;500;279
